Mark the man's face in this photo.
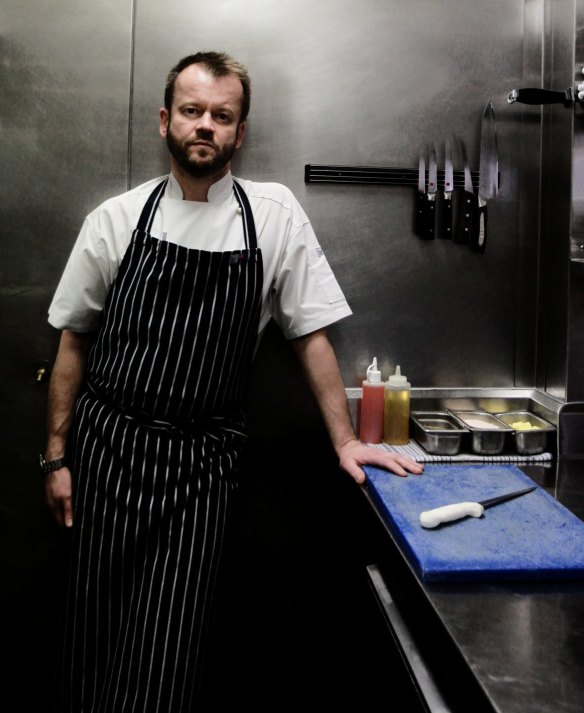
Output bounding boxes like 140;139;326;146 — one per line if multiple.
159;64;246;180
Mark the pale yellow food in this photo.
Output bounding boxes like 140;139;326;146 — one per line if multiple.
509;420;541;430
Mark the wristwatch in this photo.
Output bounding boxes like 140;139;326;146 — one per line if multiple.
39;454;67;474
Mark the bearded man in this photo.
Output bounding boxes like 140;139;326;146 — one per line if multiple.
42;51;422;712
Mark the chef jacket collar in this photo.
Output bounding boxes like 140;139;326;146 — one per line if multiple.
167;171;235;203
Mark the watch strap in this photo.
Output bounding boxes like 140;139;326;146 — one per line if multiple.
39;454;67;474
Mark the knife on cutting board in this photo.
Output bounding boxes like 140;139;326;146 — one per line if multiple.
453;138;475;245
471;102;498;254
419;486;536;529
439;139;454;239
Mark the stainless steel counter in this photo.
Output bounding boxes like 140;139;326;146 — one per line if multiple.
345;386;564;432
362;458;584;713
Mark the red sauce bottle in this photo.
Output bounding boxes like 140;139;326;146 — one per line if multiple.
359;357;385;444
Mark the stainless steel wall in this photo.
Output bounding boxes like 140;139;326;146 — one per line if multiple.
538;0;575;401
0;1;132;705
568;0;584;400
2;0;570;398
130;0;530;389
1;0;132;368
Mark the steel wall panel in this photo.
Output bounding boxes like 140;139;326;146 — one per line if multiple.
131;0;529;389
0;2;132;708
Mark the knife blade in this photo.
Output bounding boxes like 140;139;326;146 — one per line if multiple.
453;138;475;245
472;102;498;254
440;139;454;239
414;150;431;238
419;486;536;529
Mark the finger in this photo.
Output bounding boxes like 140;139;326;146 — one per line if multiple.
381;452;423;473
357;449;410;477
394;456;424;474
339;459;366;484
349;466;366;484
62;497;74;528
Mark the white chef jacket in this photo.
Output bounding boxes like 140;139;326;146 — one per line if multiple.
48;171;352;343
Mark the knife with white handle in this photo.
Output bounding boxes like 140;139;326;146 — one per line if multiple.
420;486;536;529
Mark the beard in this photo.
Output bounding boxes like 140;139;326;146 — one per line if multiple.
165;126;238;179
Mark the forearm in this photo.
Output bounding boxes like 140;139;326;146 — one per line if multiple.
291;328;423;483
45;329;92;459
290;328;356;454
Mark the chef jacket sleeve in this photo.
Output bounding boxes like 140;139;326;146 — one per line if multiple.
48;212;116;332
270;218;352;339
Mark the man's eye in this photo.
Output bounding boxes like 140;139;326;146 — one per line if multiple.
184;107;199;116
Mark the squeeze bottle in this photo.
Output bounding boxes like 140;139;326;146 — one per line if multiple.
359;357;385;443
383;365;411;445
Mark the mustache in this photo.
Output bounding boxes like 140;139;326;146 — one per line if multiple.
186;130;216;147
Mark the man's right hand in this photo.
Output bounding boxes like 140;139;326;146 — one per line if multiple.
43;329;91;530
45;468;73;528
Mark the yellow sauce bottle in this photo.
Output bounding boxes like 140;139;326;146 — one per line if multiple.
383;365;411;445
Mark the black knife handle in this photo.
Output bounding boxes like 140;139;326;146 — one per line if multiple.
454;190;475;244
473;200;487;254
426;195;436;239
414;191;425;237
440;194;453;239
415;192;434;239
508;87;573;108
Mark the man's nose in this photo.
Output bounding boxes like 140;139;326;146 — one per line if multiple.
196;111;215;132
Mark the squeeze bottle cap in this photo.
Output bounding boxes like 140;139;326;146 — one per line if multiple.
366;357;382;384
388;365;409;386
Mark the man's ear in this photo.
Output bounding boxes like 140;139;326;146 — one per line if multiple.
235;121;246;149
159;108;170;138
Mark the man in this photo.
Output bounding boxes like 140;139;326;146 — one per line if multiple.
43;52;422;712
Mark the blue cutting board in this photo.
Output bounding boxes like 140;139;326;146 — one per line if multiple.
364;463;584;582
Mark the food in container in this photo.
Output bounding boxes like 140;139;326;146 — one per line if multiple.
410;412;468;455
449;410;512;455
495;411;555;455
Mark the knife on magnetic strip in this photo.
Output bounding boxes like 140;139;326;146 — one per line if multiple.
414;150;430;238
471;102;498;254
440;139;454;239
426;144;437;239
453;138;475;245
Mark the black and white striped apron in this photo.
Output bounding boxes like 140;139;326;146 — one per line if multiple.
61;178;262;713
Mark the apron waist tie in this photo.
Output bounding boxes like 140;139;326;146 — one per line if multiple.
83;381;246;437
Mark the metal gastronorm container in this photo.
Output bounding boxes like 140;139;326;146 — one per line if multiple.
449;410;513;455
495;410;556;455
410;412;468;455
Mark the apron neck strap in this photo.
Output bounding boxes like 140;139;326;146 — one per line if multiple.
136;178;169;234
232;180;257;251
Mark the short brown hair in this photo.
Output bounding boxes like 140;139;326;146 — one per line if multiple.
164;51;251;122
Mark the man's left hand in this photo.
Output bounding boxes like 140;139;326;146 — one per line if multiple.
338;438;424;484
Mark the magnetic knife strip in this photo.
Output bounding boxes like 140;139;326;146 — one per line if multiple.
304;164;480;190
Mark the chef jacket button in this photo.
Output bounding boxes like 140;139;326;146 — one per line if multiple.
236;206;242;214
